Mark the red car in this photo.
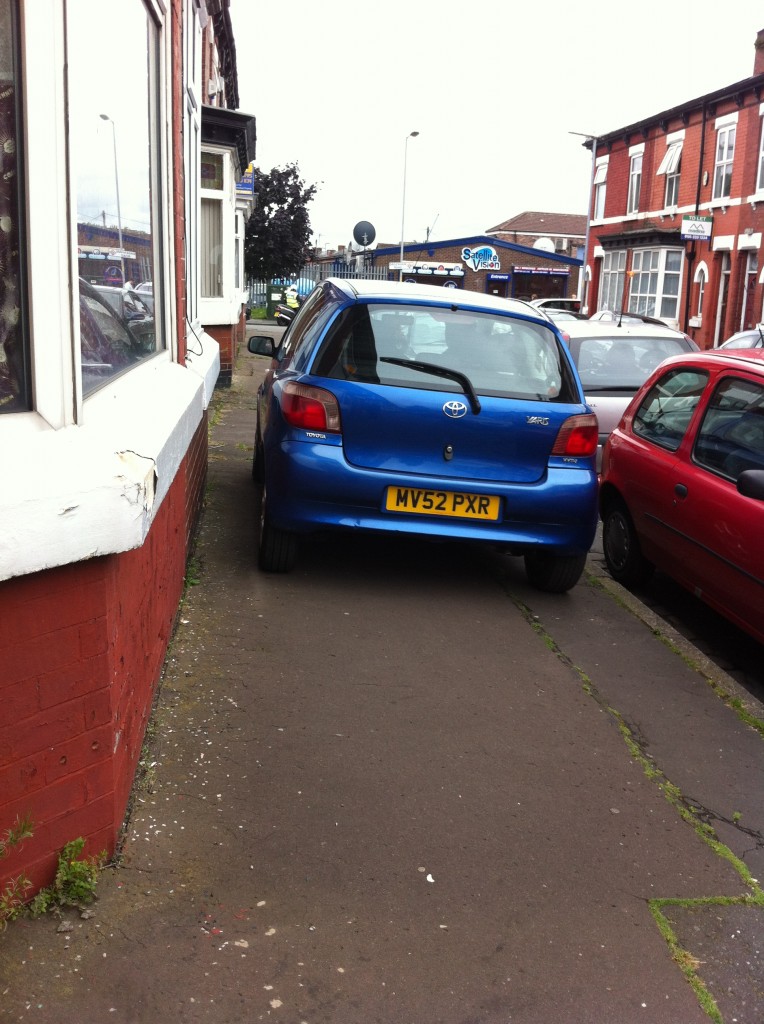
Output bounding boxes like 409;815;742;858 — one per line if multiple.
599;348;764;645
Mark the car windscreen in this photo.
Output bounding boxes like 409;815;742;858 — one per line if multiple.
312;303;578;402
572;334;690;388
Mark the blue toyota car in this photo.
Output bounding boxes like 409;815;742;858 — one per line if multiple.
248;278;599;592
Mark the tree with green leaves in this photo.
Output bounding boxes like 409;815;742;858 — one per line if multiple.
244;163;317;283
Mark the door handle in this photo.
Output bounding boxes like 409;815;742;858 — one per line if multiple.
674;483;688;499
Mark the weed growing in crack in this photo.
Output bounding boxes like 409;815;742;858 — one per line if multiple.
29;839;106;917
0;814;34;929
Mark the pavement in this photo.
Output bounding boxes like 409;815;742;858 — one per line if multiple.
1;322;763;1024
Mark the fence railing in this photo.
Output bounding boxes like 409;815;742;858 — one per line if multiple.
248;263;389;308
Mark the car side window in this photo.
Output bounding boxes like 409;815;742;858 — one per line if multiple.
632;368;708;451
693;377;764;479
276;287;325;370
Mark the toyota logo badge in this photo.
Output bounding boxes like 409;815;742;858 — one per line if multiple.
443;400;468;419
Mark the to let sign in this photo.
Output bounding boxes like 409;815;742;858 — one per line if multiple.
681;215;713;241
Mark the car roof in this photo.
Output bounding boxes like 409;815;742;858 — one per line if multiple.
561;320;687;340
323;277;545;319
652;348;764;372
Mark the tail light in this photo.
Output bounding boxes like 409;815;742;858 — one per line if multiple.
551;413;598;457
281;382;341;432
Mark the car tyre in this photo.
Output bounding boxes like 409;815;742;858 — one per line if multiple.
524;552;587;593
602;501;654;587
258;484;297;573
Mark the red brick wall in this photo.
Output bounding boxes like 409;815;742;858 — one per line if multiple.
184;412;209;548
0;444;198;897
204;315;246;387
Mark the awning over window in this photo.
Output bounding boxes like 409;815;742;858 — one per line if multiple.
656;141;683;176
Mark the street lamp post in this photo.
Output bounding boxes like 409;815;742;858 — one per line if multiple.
100;114;125;287
569;130;599;313
399;131;419;282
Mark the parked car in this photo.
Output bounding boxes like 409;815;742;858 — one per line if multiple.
589;309;674;329
79;280;152;395
530;297;581;314
543;309;589;323
599;348;764;645
560;320;699;470
719;325;764;350
95;284;153;322
247;278;599;590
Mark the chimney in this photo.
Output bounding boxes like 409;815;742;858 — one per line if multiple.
755;28;764;76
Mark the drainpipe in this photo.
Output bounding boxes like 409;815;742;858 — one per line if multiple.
683;101;708;337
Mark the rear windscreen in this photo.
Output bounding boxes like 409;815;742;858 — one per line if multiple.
313;303;578;402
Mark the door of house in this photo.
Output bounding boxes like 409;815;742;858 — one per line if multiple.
714;251;731;347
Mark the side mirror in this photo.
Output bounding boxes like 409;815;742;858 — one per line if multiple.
248;335;275;357
737;468;764;501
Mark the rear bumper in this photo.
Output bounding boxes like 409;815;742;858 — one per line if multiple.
265;439;599;555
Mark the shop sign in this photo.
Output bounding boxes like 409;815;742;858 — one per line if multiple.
513;267;570;276
681;215;713;241
488;273;510;281
390;261;464;277
461;245;500;272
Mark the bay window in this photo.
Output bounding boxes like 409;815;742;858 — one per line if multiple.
599;251;626;313
629;248;683;321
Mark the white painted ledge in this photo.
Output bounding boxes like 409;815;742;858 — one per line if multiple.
0;345;220;583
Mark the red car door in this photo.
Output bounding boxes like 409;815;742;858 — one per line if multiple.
668;370;764;641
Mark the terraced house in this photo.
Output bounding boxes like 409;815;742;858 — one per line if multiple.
0;0;255;898
581;27;764;349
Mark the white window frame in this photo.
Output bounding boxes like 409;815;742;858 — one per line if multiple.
184;0;204;330
200;143;237;321
0;0;217;584
713;114;737;201
599;250;626;312
629;247;683;321
757;103;764;194
593;157;608;220
694;261;708;320
627;144;644;216
657;131;683;210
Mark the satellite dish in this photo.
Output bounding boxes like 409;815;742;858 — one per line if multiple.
533;237;555;253
353;221;376;247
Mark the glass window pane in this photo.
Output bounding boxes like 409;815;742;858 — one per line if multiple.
0;0;30;413
69;1;161;397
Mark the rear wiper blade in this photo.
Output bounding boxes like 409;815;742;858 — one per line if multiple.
380;357;481;414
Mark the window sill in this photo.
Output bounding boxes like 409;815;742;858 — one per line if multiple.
0;349;219;583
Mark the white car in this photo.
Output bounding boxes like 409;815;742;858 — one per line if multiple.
530;297;582;314
560;320;699;469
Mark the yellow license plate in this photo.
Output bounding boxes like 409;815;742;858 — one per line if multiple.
385;486;500;520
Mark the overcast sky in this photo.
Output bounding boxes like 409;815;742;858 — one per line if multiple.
231;1;764;251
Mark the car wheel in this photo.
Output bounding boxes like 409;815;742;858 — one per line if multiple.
258;484;297;573
602;502;654;587
524;552;587;593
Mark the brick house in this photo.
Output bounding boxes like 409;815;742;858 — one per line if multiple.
0;0;254;899
580;27;764;347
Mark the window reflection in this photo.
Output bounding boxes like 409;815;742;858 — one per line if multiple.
69;0;162;396
0;0;29;413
